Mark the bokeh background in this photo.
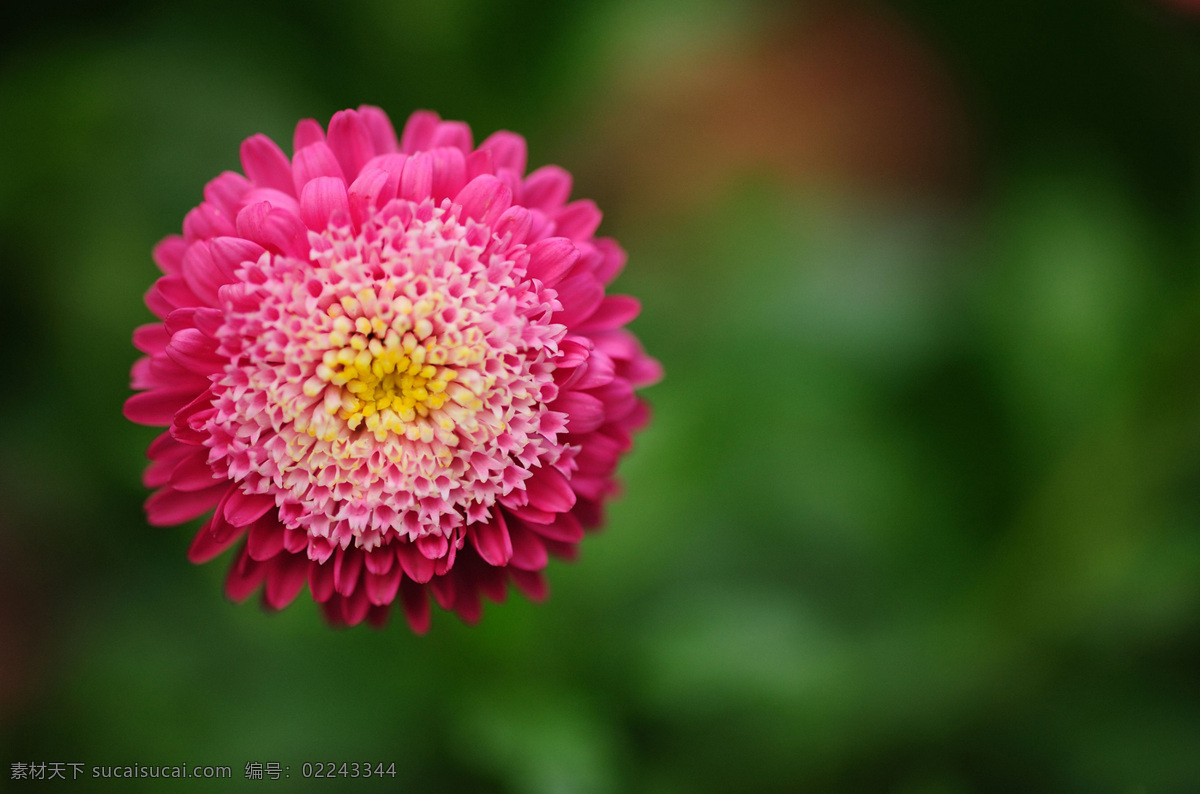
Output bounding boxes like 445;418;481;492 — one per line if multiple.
5;0;1200;791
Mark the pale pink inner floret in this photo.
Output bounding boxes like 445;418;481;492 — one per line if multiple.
206;197;567;559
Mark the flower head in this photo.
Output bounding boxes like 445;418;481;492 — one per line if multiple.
125;107;661;631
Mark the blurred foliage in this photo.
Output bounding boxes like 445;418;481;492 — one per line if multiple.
4;0;1200;791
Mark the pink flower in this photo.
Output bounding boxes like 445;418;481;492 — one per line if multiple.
125;107;661;632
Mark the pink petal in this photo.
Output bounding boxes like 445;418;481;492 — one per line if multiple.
400;110;440;153
300;176;351;231
291;142;345;196
522;165;572;210
591;237;627;284
132;323;169;354
479;130;527;175
428;147;468;201
455;175;512;225
429;120;472;152
153;236;187;275
235;202;306;257
576;295;641;332
293;118;325;151
240;133;295;195
358;105;399;154
525;237;579;285
203;172;251;218
399;152;433;201
347;167;394;229
166;328;223;374
326;109;376;180
554;272;605;326
554;199;602;240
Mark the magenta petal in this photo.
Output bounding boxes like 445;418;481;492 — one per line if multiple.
400;579;431;634
469;513;513;567
222;489;275;527
455;175;511;225
509;568;548;602
309;559;336;602
529;511;584;543
240;133;295;195
397;542;435;583
453;580;483;624
263;552;309;609
525;237;579;285
225;546;266;602
187;519;242;563
247;514;286;561
553;391;605;433
124;388;199;426
300;176;351;231
145;483;228;526
365;566;403;606
364;546;395;575
343;587;372;625
507;522;550;571
430;574;457;610
524;466;576;513
169;449;219;492
334;546;363;597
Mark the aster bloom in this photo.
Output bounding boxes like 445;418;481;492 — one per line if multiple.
125;107;661;632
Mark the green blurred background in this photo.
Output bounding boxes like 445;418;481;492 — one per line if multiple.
5;0;1200;791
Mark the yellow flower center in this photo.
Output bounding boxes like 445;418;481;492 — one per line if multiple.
299;288;491;445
